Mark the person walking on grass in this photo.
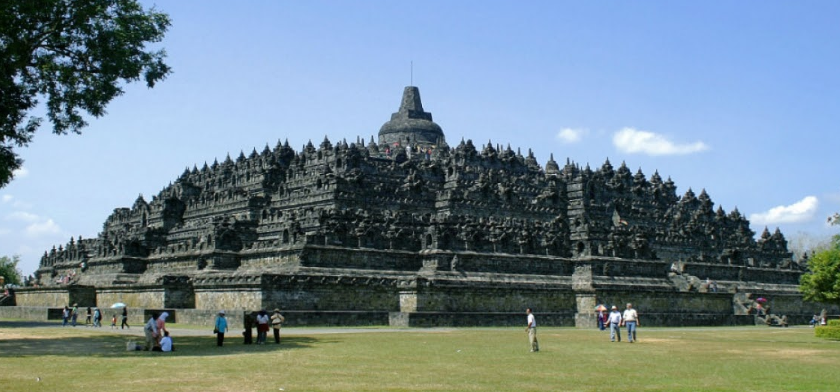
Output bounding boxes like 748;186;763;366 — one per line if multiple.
85;307;92;326
71;303;78;327
215;310;229;347
121;306;129;329
622;303;639;343
62;306;70;326
608;305;622;342
526;308;539;352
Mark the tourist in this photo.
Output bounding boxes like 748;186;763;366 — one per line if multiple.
526;308;538;352
160;331;173;352
71;303;78;326
608;306;622;342
256;309;270;344
271;308;285;344
243;312;254;344
62;306;70;326
143;313;159;351
121;306;129;329
93;307;102;327
597;310;607;331
622;303;639;343
111;314;117;328
215;310;228;347
85;307;92;326
156;312;169;345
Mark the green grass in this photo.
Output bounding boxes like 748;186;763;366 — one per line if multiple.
2;323;839;391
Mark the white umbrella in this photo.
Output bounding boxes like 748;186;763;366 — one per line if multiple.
110;302;126;308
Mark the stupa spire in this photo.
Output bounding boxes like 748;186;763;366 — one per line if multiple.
378;86;445;147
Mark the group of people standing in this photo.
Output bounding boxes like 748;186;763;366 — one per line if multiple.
254;309;286;345
598;303;640;343
214;308;285;347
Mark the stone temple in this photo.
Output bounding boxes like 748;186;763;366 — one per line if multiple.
10;86;831;327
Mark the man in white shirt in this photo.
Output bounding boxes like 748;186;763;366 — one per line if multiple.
622;303;639;343
526;308;539;352
607;306;622;342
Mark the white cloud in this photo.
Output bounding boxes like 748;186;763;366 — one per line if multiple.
6;211;40;222
12;167;29;179
556;128;588;144
613;127;709;156
1;194;12;203
25;219;62;238
749;196;819;225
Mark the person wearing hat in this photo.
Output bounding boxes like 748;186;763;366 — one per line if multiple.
607;305;622;342
214;310;229;347
271;308;286;344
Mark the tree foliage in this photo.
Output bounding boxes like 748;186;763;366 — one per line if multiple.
0;255;22;286
786;231;833;262
0;0;171;187
800;235;840;306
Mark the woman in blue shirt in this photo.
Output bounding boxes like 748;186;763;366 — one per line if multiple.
214;310;228;347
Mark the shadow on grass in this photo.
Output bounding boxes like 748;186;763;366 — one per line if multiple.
0;320;63;328
0;328;337;358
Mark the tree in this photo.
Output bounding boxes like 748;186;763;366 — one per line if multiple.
0;0;171;187
799;235;840;306
787;231;833;262
0;255;23;286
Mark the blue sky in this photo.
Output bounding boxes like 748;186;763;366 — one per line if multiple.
2;1;840;276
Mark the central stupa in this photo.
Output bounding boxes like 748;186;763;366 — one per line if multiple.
378;86;445;146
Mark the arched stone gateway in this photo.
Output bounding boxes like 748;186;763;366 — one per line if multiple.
13;87;837;327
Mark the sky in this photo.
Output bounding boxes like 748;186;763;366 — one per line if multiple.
2;1;840;276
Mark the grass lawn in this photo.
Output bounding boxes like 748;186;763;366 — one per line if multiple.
1;322;839;391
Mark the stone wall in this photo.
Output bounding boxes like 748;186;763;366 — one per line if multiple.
96;287;166;309
194;287;263;311
261;277;399;311
595;291;734;315
14;288;70;307
391;311;576;327
300;246;423;272
411;284;576;313
763;294;840;323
